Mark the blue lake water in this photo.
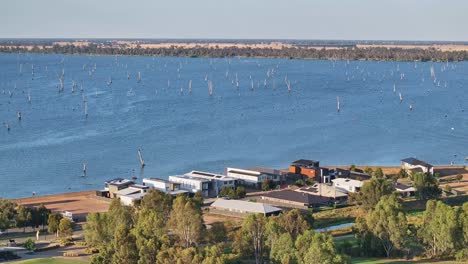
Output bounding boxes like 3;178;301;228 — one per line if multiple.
0;53;467;198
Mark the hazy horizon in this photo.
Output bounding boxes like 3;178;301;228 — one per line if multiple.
2;0;468;42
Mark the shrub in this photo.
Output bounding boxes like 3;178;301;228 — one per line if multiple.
295;180;305;187
23;238;35;252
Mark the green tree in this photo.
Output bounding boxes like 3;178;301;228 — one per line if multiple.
168;195;203;248
219;187;237;199
48;213;63;237
139;189;172;220
398;169;408;178
207;222;227;244
107;198;134;236
418;200;458;258
364;167;374;175
363;194;407;257
112;224;138;264
456;174;463;182
137;238;159;264
262;179;276;191
15;205;32;233
84;212;112;247
350;165;357;172
236;186;246;198
23;238;36;252
0;199;16;231
373;168;384;179
30;205;50;229
295;230;348;264
356;178;394;210
270;232;297;264
277;209;311;240
412;173;441;200
241;214;268;264
58;218;73;239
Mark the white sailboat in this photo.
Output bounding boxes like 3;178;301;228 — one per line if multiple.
399;92;403;103
188;80;192;94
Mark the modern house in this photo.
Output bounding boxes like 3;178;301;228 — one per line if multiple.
394;182;416;197
330;168;371;181
115;184;149;206
288;159;331;183
169;175;212;197
401;157;434;175
142;177;188;196
295;184;348;201
247;167;286;184
184;170;237;196
210;198;282;217
226;167;277;188
261;190;331;208
332;178;363;193
104;178;135;198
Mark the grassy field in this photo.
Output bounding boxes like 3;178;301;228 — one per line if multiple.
10;258;88;264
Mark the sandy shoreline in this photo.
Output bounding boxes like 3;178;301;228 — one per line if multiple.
3;41;468;52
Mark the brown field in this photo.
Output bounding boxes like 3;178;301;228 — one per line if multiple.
13;191;110;222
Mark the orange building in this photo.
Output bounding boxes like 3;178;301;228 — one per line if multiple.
289;159;330;183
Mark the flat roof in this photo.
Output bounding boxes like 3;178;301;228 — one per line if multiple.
211;198;282;214
297;184;348;198
105;178;134;186
143;177;171;183
227;167;262;177
169;174;211;182
401;157;433;168
115;187;142;196
247;166;283;175
332;178;364;187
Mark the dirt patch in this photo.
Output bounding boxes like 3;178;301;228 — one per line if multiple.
13;191;110;222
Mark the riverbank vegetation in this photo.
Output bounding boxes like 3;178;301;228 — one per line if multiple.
1;44;467;62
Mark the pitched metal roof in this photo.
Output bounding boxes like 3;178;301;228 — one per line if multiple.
211;198;282;214
261;190;330;205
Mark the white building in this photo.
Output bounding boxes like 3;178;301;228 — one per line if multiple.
332;178;363;193
169;175;211;197
226;167;277;188
210;198;282;216
142;177;191;196
120;192;147;206
296;184;348;200
401;157;434;174
394;183;416;197
184;170;236;196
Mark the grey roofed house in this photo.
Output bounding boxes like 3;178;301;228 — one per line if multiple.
291;159;320;168
401;157;433;168
401;157;434;174
261;189;331;208
210;198;282;216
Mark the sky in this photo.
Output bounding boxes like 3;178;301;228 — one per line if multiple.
1;0;468;41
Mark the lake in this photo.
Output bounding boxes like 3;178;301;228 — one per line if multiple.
0;53;467;198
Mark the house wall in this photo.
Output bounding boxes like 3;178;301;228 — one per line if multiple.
401;162;434;174
143;179;168;191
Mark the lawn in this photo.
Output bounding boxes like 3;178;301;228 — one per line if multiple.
11;258;88;264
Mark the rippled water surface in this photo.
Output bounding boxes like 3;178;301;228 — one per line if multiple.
0;54;467;198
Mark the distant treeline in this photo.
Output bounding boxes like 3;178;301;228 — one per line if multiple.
1;44;468;62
